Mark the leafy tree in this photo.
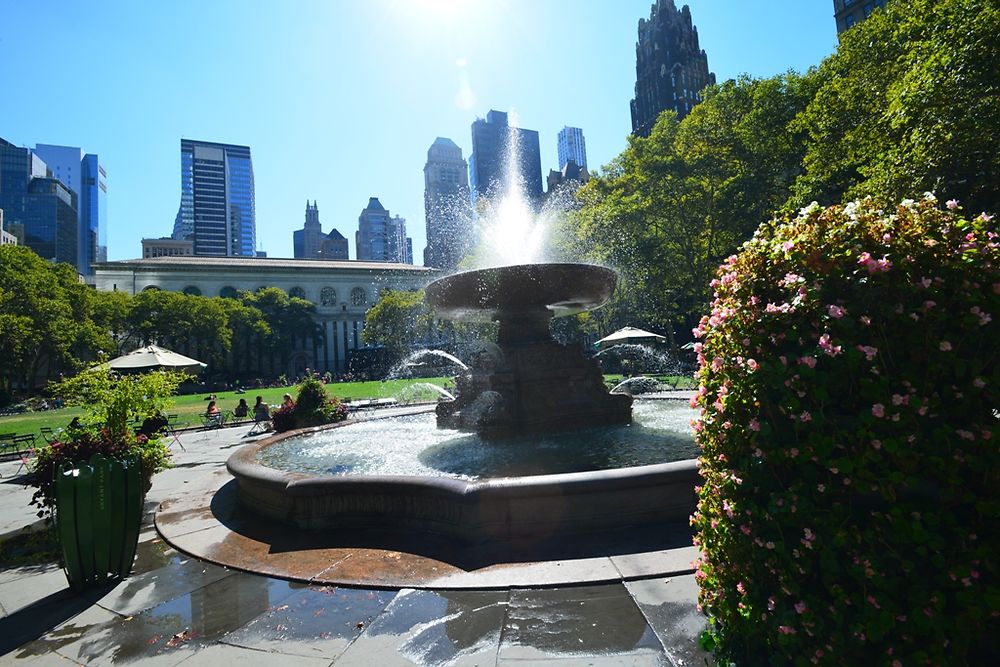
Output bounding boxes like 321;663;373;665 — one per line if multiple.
242;287;320;374
363;289;430;359
792;0;1000;212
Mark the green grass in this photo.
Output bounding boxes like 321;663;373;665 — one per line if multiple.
0;378;455;438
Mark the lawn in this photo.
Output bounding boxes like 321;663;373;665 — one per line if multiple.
0;377;454;439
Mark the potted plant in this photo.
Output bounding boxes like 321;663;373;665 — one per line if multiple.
26;367;182;589
691;196;998;664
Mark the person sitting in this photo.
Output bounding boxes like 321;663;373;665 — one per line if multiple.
253;396;270;421
204;400;223;427
138;412;168;438
281;393;295;409
233;398;249;419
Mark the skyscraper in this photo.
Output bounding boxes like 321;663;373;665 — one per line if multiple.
0;138;78;268
356;197;412;264
320;228;349;260
293;201;324;259
33;143;108;274
630;0;716;136
469;110;543;204
423;137;472;270
557;127;587;171
834;0;889;34
172;139;256;257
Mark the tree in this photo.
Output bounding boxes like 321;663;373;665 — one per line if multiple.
362;289;430;360
792;0;1000;213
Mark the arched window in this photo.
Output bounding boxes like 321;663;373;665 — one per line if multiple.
219;286;239;299
141;285;160;292
182;286;201;296
351;287;366;306
289;286;306;300
321;287;337;306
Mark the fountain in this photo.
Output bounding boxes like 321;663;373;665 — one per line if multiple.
225;110;699;554
426;262;631;436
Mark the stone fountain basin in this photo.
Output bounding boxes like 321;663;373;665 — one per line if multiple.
226;411;700;544
424;263;617;321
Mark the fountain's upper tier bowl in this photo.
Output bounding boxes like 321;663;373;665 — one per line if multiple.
425;263;617;321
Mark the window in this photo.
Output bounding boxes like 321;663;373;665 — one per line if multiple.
845;13;856;28
351;287;366;306
863;3;873;17
321;287;337;306
220;286;239;299
182;285;201;296
289;286;306;299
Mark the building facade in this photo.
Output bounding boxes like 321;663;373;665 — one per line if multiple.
0;208;16;246
0;138;78;267
142;237;194;258
33;144;108;276
557;126;587;171
355;198;412;264
172;139;256;257
92;256;435;375
469;110;543;204
423;137;472;270
630;0;716;136
293;200;324;259
834;0;888;34
320;228;349;260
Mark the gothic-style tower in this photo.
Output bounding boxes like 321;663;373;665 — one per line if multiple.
630;0;716;136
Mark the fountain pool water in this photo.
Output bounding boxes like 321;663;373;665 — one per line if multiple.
257;399;695;479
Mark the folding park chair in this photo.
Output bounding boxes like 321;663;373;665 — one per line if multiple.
165;414;186;451
39;427;58;444
11;433;36;475
201;413;225;430
247;413;270;435
0;433;15;478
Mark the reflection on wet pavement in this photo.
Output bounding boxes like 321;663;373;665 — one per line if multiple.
501;584;666;663
340;588;508;666
219;585;394;660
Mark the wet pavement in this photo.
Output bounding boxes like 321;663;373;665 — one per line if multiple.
0;410;711;665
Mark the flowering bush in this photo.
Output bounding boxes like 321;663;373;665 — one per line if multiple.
271;378;349;433
691;196;998;664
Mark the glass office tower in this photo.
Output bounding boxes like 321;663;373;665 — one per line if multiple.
173;139;256;256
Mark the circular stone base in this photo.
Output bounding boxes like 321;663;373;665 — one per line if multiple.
154;468;698;589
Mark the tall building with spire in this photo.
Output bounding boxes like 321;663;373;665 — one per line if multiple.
423;137;472;270
172;139;256;257
293;201;323;258
356;197;412;264
630;0;716;136
469;110;543;205
557;126;587;171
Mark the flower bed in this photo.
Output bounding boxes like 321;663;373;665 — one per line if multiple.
692;196;998;664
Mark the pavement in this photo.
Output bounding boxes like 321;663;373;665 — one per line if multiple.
0;413;712;666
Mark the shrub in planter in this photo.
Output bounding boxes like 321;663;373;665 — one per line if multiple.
271;378;349;432
691;196;998;665
27;368;181;520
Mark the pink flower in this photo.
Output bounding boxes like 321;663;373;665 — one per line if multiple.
858;345;878;361
946;199;959;210
782;241;795;252
827;304;846;318
939;341;953;352
795;602;808;614
799;356;817;368
979;212;995;222
920;277;932;288
711;357;724;371
872;404;886;418
872;439;882;450
799;411;812;422
746;358;759;372
778;625;797;635
749;419;760;432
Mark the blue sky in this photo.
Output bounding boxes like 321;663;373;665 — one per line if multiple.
1;1;838;263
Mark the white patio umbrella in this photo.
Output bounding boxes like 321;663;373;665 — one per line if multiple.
98;345;207;373
595;326;667;349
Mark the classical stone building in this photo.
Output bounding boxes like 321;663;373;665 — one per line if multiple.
833;0;889;34
142;237;194;258
630;0;716;136
93;255;436;376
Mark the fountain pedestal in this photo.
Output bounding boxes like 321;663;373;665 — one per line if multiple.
426;264;632;437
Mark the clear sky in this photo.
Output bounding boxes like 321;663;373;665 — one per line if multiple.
0;0;838;264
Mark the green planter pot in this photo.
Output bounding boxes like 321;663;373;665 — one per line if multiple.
54;453;143;591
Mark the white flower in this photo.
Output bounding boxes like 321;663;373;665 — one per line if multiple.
798;201;820;218
923;191;937;202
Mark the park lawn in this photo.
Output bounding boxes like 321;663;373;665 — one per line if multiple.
0;378;454;438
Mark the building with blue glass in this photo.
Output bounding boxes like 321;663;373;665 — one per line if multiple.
33;144;108;276
356;198;412;264
557;126;587;171
469;110;543;205
172;139;256;257
0;138;78;268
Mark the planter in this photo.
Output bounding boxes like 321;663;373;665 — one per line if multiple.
54;454;143;591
